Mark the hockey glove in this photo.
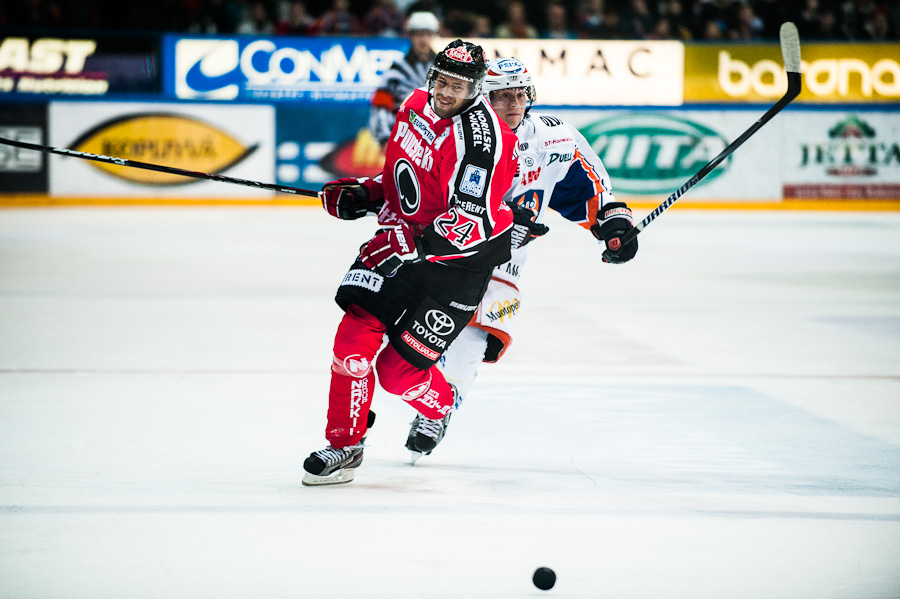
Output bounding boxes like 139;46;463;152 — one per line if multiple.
507;200;550;249
359;223;422;276
319;177;384;220
590;202;638;264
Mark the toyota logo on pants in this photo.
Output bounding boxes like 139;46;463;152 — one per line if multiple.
425;309;455;335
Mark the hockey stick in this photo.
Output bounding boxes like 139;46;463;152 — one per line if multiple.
616;22;802;250
0;136;319;197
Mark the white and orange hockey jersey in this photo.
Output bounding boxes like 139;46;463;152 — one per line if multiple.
471;111;618;361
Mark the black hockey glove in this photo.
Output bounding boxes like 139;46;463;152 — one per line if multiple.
507;200;549;249
319;177;384;220
590;202;638;264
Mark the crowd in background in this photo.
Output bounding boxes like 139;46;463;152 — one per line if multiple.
2;0;899;41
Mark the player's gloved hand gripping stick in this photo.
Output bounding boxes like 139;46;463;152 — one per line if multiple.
609;22;803;260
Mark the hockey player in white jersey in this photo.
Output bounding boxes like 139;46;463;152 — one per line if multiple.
406;56;639;461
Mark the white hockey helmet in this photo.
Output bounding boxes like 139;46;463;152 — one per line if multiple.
407;11;439;33
483;57;536;108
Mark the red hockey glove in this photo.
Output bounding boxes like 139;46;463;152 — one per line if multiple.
507;200;550;249
319;177;384;220
359;223;422;276
590;202;638;264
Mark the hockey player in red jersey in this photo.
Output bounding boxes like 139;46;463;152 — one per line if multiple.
405;56;640;462
303;40;519;486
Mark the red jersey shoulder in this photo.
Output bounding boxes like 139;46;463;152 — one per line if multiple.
398;89;443;124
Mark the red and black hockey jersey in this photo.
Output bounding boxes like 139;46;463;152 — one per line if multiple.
375;88;517;271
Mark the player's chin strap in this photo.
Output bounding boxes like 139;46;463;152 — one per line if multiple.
429;90;480;117
511;110;531;133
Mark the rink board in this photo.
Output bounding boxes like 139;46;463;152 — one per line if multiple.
2;103;899;205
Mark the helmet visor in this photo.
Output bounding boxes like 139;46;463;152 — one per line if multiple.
429;69;478;100
490;87;531;108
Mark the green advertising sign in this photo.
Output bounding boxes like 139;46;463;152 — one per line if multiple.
580;114;731;195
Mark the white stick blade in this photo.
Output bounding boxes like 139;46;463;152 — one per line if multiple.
780;22;801;73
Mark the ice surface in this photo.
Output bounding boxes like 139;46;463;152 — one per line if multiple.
1;207;898;598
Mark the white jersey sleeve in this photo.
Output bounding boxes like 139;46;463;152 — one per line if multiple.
466;112;617;362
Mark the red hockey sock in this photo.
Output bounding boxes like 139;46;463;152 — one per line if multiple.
376;343;453;420
325;305;386;448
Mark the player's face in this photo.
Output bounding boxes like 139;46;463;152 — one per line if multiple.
490;87;529;129
409;31;434;60
432;73;472;118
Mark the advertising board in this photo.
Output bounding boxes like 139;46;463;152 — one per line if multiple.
165;35;406;104
0;34;159;97
275;106;899;203
48;102;275;197
0;104;48;192
275;105;376;189
439;38;684;106
549;108;898;202
781;111;900;199
684;43;900;104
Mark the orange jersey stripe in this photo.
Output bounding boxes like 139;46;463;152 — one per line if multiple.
573;147;606;228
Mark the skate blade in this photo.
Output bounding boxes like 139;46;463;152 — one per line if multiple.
302;467;356;486
409;451;424;466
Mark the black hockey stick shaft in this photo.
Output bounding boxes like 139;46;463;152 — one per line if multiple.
620;22;803;246
0;136;319;197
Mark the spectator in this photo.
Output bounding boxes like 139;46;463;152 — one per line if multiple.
700;17;725;39
469;13;494;37
543;2;576;39
313;0;362;35
188;0;230;33
621;0;655;38
442;8;474;36
275;0;315;35
595;6;630;39
837;0;863;39
891;3;900;40
1;0;892;41
662;0;693;40
816;7;841;39
236;1;275;34
495;1;538;38
648;16;674;39
576;0;605;38
862;5;893;40
730;2;763;40
752;0;789;40
796;0;826;39
363;0;406;37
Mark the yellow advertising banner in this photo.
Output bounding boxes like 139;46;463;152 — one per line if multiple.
685;43;900;103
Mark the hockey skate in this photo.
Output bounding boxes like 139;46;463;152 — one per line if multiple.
405;412;451;465
302;411;375;486
405;387;456;465
302;440;366;486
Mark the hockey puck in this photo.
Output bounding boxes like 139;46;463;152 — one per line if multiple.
533;567;556;590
